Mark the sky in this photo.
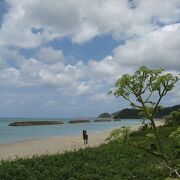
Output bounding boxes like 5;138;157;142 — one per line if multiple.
0;0;179;118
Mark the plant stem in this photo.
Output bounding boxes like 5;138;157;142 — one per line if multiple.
150;118;168;164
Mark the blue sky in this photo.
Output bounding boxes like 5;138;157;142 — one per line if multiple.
0;0;179;118
48;35;122;61
0;0;8;27
18;35;122;62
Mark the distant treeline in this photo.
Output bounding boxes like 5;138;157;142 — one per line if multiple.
98;105;180;119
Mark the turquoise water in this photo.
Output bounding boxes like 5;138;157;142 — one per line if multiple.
0;118;142;144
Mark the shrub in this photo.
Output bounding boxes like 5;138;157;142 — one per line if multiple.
165;109;180;126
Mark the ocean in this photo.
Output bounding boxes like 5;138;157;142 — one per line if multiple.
0;118;142;144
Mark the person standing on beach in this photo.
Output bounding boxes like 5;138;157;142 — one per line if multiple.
83;130;88;145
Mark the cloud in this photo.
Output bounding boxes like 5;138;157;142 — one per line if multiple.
0;67;21;86
0;0;179;117
76;81;91;95
0;0;179;47
0;26;179;98
44;100;58;106
113;23;180;71
72;23;98;44
37;47;65;64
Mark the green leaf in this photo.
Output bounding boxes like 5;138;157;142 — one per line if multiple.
146;133;155;139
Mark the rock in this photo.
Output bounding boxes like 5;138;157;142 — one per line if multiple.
8;121;64;126
113;119;121;121
94;118;112;122
68;120;91;124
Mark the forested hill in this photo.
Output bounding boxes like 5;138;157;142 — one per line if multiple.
110;105;180;119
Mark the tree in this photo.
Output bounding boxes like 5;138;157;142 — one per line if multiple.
110;66;179;177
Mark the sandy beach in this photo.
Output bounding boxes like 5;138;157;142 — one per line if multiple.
0;121;164;161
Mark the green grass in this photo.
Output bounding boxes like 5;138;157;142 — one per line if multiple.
0;125;179;180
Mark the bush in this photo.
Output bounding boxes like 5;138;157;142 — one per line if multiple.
106;126;131;143
165;109;180;126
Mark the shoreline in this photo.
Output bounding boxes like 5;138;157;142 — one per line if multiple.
0;121;164;161
0;127;125;146
0;130;112;161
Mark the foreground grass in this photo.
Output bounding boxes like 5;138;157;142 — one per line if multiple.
0;125;179;180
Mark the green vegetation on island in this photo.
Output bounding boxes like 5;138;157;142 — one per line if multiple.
99;104;180;119
112;108;142;119
98;113;111;118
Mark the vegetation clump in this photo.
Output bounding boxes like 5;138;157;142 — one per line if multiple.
165;109;180;126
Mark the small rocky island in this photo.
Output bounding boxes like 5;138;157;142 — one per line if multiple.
94;118;112;122
95;112;113;122
68;120;91;124
8;121;64;126
98;112;111;118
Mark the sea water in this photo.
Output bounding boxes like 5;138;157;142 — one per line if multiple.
0;118;142;144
